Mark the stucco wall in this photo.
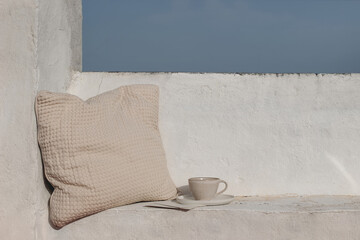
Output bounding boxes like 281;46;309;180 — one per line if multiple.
0;0;81;239
37;0;82;91
69;72;360;196
0;1;39;239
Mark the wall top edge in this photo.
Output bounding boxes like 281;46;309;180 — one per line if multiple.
80;71;359;76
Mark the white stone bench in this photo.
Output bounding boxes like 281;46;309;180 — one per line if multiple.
41;196;360;239
35;71;360;239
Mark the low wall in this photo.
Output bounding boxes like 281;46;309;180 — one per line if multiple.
69;72;360;196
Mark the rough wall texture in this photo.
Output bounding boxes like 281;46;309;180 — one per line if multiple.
69;72;360;196
0;1;38;239
37;0;82;91
0;0;81;239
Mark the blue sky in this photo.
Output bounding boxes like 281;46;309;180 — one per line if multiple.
83;0;360;73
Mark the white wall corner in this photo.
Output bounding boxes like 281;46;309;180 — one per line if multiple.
37;0;82;92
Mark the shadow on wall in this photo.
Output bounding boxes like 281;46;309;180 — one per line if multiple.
38;144;59;229
177;185;191;196
37;141;54;194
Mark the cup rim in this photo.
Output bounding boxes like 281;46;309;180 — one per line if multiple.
188;177;220;182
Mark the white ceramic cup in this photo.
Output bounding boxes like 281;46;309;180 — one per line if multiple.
188;177;228;200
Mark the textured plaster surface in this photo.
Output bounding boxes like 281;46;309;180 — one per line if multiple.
0;1;38;239
69;72;360;196
45;195;360;240
0;0;81;239
37;0;82;92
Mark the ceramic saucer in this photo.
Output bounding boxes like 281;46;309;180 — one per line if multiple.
176;194;234;206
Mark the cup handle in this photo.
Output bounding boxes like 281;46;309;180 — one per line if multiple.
216;180;228;196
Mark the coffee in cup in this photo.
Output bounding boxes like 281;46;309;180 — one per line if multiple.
188;177;228;200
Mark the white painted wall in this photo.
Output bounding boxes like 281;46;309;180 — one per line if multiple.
69;72;360;196
37;0;82;91
0;1;38;239
0;0;81;239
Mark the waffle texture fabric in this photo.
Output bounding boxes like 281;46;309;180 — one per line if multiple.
35;85;177;228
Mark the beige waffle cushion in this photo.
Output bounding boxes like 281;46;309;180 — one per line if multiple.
35;85;177;228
